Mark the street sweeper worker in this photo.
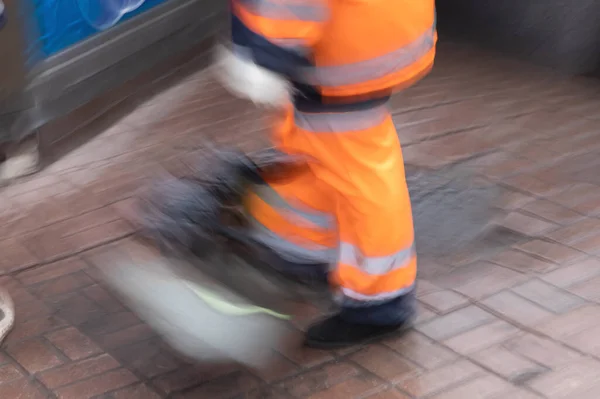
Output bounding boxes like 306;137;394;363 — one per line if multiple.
214;0;437;348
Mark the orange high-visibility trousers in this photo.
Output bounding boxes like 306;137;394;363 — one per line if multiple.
245;101;417;318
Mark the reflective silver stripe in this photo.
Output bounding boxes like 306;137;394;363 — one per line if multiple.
240;0;327;22
295;105;389;133
338;284;415;306
303;24;435;87
251;185;333;229
339;242;415;276
249;216;336;263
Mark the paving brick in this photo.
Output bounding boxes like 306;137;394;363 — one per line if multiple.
432;262;528;300
7;338;64;374
503;334;583;368
0;238;39;274
304;374;385;399
511;279;585;313
397;359;483;397
252;350;300;383
515;239;586;265
418;290;470;314
278;362;361;398
383;331;458;370
54;368;138;399
152;363;239;394
111;337;182;379
416;305;496;341
350;345;420;383
29;270;95;298
568;275;600;302
481;291;554;327
94;323;155;350
0;363;24;383
535;305;600;340
443;321;520;355
81;284;127;313
521;199;584;225
526;359;600;398
50;292;106;326
38;354;120;389
176;370;262;399
4;314;67;345
429;374;515;399
45;327;103;361
111;383;163;399
542;258;600;288
16;257;87;286
0;378;47;399
470;346;547;383
499;212;557;236
488;249;556;274
544;218;600;245
568;234;600;255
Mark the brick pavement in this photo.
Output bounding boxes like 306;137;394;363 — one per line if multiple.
2;41;600;398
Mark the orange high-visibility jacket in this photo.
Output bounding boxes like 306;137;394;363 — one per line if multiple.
228;0;437;101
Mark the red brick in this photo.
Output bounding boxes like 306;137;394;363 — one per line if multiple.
0;238;39;274
416;305;496;340
7;338;63;373
428;374;515;399
177;370;261;399
51;293;106;325
152;363;239;394
499;212;557;236
432;262;527;300
16;258;87;286
418;290;469;314
511;279;584;313
504;333;583;368
526;359;600;398
383;331;458;370
38;354;120;389
521;199;584;225
488;249;556;274
398;359;483;397
569;234;600;255
0;378;47;399
443;320;520;355
111;383;162;399
111;337;182;378
81;285;126;313
45;327;103;361
252;350;300;383
470;346;547;382
0;363;23;383
516;239;586;265
568;275;600;302
278;362;361;398
305;374;385;399
481;291;553;327
364;389;411;399
502;175;563;197
29;270;94;298
544;218;600;245
95;323;155;350
54;368;138;399
78;311;140;337
350;345;420;382
542;258;600;288
4;314;67;344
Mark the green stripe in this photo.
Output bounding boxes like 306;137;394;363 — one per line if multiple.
184;281;291;320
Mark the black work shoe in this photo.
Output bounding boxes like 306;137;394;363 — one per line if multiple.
304;314;411;349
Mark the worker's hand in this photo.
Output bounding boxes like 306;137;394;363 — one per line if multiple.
212;44;292;108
